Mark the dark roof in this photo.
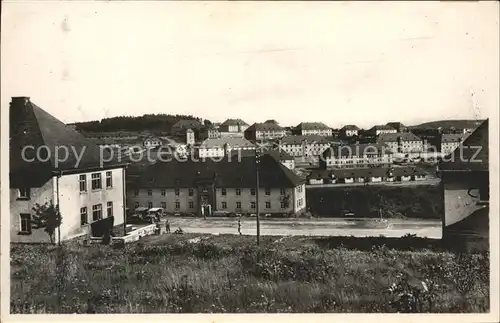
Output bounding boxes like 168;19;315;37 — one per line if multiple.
295;122;331;131
266;149;294;161
330;166;425;179
264;119;279;124
440;119;488;171
130;154;304;189
322;143;392;158
280;135;330;145
246;122;284;132
9;97;125;187
341;125;360;131
386;122;406;128
376;132;422;144
369;125;396;131
171;119;202;131
220;119;249;127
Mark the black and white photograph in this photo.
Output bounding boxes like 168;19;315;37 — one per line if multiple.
1;0;498;320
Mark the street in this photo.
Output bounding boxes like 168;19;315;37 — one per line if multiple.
162;216;442;239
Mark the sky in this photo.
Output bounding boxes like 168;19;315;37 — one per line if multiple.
1;1;499;129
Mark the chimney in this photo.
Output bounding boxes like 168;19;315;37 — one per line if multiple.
11;97;30;106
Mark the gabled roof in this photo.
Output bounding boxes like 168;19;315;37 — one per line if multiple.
340;125;360;131
280;135;330;145
220;118;249;127
295;122;331;131
440;119;488;171
245;122;284;132
369;125;396;131
9;97;125;188
376;132;422;144
130;154;304;189
386;122;406;128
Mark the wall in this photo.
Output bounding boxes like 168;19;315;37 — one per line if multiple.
56;167;125;241
293;184;307;213
10;180;55;243
127;188;198;213
215;187;296;214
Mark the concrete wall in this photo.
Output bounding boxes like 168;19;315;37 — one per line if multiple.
293;184;307;213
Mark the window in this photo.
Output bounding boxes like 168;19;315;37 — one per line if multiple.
106;171;113;188
189;201;194;209
236;188;241;196
250;188;256;196
221;201;227;209
80;207;88;225
161;202;167;209
20;214;32;234
134;189;139;197
265;188;271;196
18;187;31;200
91;173;102;190
175;201;180;210
79;175;87;192
188;188;194;196
280;188;286;196
161;189;166;196
175;188;180;196
134;202;140;208
92;204;102;221
221;188;226;196
107;202;113;218
281;202;286;209
147;189;152;196
236;202;242;209
251;201;256;209
265;201;271;209
148;202;153;208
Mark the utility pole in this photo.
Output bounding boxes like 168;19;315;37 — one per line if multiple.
255;147;261;246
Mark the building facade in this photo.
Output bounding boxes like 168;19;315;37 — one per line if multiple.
126;155;306;216
278;135;330;158
320;143;393;169
244;122;287;141
197;137;256;158
218;119;249;133
440;134;467;155
367;125;397;136
10;97;127;243
376;132;424;154
293;122;332;137
340;125;360;137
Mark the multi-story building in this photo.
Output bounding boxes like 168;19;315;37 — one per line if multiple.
320;143;393;169
218;119;249;133
198;125;220;140
278;135;330;158
244;122;286;141
126;154;306;216
367;125;397;136
266;149;295;170
339;125;360;137
293;122;332;137
376;132;424;154
307;166;427;185
9;97;127;243
196;137;256;158
386;122;408;133
440;134;467;155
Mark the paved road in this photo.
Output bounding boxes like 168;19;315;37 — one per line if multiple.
163;217;442;239
306;178;440;188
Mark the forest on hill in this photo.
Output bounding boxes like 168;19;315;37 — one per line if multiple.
72;114;210;133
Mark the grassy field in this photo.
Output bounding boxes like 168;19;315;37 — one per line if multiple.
10;234;489;313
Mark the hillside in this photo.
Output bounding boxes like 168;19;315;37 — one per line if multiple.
410;119;484;130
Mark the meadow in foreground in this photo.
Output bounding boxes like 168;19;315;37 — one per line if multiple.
10;234;489;313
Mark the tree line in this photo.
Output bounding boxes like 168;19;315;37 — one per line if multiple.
73;114;210;133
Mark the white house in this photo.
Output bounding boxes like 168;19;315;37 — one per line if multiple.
293;122;332;137
320;143;393;169
340;125;360;137
278;135;330;158
197;137;256;158
9;97;127;243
